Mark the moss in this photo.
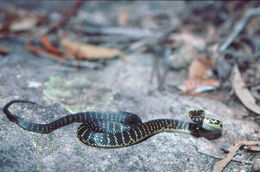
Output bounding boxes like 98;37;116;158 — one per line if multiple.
43;75;116;113
30;133;62;156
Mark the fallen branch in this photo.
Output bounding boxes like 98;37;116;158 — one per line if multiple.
40;35;63;56
26;42;70;60
219;7;260;53
47;0;86;34
213;141;260;172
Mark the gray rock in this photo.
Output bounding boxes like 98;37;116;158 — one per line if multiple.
1;52;259;172
252;159;260;172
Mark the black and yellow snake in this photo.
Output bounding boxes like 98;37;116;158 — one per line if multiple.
3;100;222;148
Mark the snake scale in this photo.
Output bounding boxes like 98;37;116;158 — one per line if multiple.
3;100;222;148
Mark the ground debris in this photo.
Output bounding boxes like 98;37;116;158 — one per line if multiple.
61;36;125;61
0;44;9;55
232;65;260;115
213;141;260;172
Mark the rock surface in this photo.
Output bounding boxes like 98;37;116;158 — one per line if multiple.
1;51;259;172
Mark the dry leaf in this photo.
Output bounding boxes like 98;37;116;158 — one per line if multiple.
188;55;213;79
61;37;125;60
118;11;129;26
26;43;63;59
183;78;220;93
0;9;43;32
41;35;63;56
232;65;260;115
179;54;219;93
167;31;206;69
213;141;260;172
170;32;206;50
244;145;260;151
0;9;19;32
10;15;37;32
0;45;9;55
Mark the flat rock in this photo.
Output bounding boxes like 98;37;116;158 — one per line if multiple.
0;51;259;172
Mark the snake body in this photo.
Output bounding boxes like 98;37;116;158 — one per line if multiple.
3;100;222;148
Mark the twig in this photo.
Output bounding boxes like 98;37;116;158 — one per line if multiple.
198;151;253;165
212;141;260;172
149;26;179;90
219;7;260;53
47;0;86;34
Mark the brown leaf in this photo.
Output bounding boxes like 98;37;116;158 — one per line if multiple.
0;9;39;33
40;35;63;56
118;11;129;26
61;37;125;60
0;45;9;55
244;145;260;151
180;54;219;94
10;17;37;32
188;54;212;79
170;32;206;50
0;9;19;32
232;65;260;115
26;43;63;59
184;78;220;93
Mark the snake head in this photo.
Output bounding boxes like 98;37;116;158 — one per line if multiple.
188;110;223;140
203;118;223;131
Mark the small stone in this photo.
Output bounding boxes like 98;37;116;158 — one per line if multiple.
221;144;230;153
28;81;42;88
49;12;62;22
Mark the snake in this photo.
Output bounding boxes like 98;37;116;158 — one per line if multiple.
3;100;222;148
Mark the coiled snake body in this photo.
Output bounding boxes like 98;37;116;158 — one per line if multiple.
3;100;222;148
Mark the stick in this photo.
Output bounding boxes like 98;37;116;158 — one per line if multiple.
212;141;260;172
219;7;260;53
